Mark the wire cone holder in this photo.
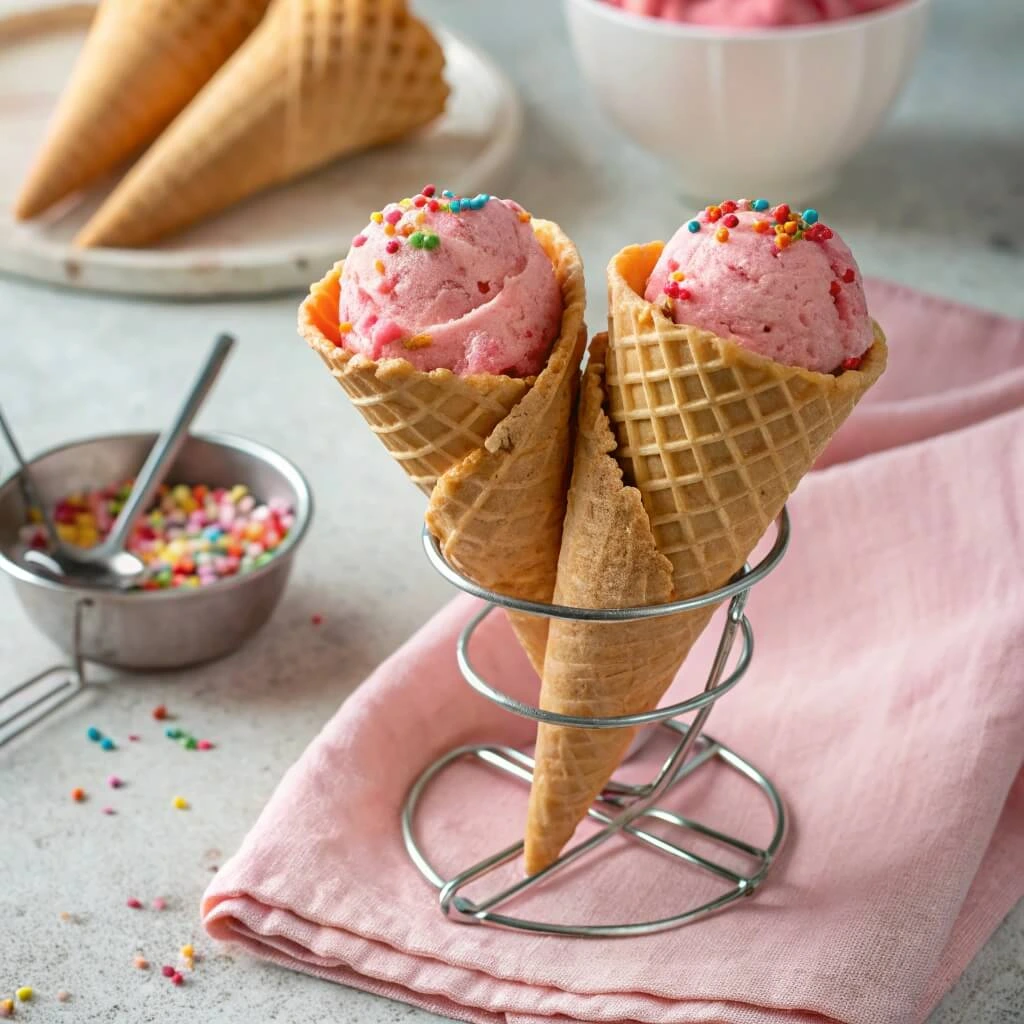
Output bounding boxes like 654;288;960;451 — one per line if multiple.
402;510;791;937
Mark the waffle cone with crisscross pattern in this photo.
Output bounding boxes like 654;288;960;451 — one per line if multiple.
76;0;448;248
15;0;271;220
298;219;587;674
523;243;886;874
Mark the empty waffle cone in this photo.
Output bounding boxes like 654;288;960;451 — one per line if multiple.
523;243;887;874
15;0;271;220
76;0;448;248
298;218;587;674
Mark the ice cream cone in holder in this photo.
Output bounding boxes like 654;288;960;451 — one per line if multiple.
299;217;587;675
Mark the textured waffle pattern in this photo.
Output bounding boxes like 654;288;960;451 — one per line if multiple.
524;339;712;874
299;263;527;495
607;242;888;598
299;220;587;674
16;0;270;219
524;249;887;873
77;0;448;247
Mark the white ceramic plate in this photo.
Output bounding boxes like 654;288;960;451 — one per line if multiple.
0;3;523;297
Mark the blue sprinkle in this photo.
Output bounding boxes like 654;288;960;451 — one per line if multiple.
441;190;454;198
470;193;489;209
100;737;116;751
165;727;182;739
202;526;223;541
752;198;770;211
802;208;819;224
686;220;701;233
86;726;102;742
449;199;462;212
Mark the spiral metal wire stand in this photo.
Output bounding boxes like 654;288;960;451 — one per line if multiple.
401;511;791;937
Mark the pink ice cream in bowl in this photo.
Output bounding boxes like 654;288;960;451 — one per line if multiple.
564;0;931;202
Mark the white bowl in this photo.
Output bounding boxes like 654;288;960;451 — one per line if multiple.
564;0;931;203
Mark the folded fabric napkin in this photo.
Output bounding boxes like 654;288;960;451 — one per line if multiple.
203;281;1024;1024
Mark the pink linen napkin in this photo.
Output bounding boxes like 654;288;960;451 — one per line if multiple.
203;281;1024;1024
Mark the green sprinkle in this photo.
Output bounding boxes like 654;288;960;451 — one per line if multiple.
183;737;198;750
409;232;425;249
423;233;440;251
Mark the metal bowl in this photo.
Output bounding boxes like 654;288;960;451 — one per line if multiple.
0;432;313;670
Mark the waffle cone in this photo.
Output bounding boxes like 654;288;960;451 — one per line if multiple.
15;0;270;220
523;243;887;874
298;219;587;674
76;0;448;248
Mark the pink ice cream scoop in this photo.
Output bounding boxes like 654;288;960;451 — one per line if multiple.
645;200;872;373
338;188;563;378
603;0;900;27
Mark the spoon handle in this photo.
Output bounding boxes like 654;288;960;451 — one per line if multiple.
0;403;60;544
103;333;235;554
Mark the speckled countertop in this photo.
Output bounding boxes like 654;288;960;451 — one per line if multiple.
1;0;1022;1021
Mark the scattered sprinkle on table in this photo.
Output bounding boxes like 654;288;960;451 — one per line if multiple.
0;999;11;1017
171;972;184;986
152;897;167;911
165;726;181;739
15;989;31;1003
59;911;73;922
311;613;323;626
134;956;149;970
56;991;70;1003
101;806;116;815
21;482;295;590
86;726;102;742
197;739;213;750
126;897;143;910
71;787;85;802
172;796;189;810
100;737;116;751
161;965;175;978
128;734;141;742
107;775;123;788
152;704;168;720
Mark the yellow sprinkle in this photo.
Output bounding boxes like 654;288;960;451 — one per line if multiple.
670;271;685;282
399;198;413;209
784;220;799;235
28;507;42;524
775;223;787;234
415;212;427;225
518;211;531;223
16;988;32;1002
172;795;189;810
775;233;792;250
753;220;770;234
181;944;194;959
57;524;78;544
384;223;396;237
370;212;383;224
715;227;730;243
374;259;385;275
338;322;353;334
403;334;433;351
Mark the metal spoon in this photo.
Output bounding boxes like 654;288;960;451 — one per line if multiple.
22;333;235;589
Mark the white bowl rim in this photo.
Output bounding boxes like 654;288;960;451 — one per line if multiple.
0;430;314;602
565;0;931;42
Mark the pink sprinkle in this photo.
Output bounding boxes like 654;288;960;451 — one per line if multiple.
351;234;367;248
152;897;167;911
197;740;213;751
385;239;401;254
667;259;679;272
171;972;184;986
384;209;403;225
57;991;71;1002
128;734;141;742
126;897;143;909
107;775;123;788
102;806;116;815
161;965;175;978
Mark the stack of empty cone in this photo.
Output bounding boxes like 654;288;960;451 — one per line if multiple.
15;0;449;248
15;0;272;220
